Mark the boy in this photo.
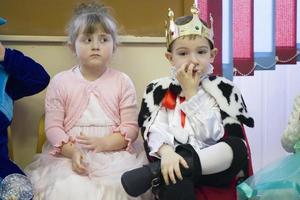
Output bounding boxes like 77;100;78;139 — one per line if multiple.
0;16;50;199
122;5;254;200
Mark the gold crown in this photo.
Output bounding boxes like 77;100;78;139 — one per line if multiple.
165;4;214;49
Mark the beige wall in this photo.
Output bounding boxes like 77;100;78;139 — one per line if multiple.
0;0;193;36
5;40;170;168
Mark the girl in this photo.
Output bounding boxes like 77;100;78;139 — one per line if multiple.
238;95;300;200
26;2;149;200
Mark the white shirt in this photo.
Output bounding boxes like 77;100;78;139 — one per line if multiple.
148;87;224;158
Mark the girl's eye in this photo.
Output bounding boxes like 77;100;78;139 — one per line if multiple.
100;37;109;43
84;38;92;43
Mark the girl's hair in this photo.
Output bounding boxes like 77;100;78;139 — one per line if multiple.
67;2;117;49
167;15;214;52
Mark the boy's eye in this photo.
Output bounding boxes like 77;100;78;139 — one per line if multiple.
198;50;207;54
178;52;187;56
198;48;209;54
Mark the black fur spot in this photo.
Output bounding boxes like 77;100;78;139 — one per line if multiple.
169;83;182;96
236;115;254;128
146;82;157;94
208;75;217;81
235;93;238;102
153;86;168;105
239;108;243;113
141;127;146;137
220;110;230;121
217;81;233;105
241;96;248;112
138;98;150;127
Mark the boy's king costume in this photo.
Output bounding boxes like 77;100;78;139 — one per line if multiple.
140;3;254;176
122;5;254;200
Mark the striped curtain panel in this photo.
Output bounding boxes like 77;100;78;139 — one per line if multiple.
197;0;223;76
196;0;299;79
276;0;297;64
233;0;254;76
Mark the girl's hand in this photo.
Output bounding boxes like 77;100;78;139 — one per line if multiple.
0;42;5;62
158;145;189;185
61;141;87;175
176;63;203;100
71;150;87;175
76;133;105;152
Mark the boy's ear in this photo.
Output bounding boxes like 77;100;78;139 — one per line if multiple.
165;52;173;63
210;48;218;63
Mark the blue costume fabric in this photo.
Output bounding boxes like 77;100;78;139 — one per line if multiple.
0;48;50;179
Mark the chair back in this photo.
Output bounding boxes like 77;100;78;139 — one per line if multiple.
7;126;13;160
36;114;46;153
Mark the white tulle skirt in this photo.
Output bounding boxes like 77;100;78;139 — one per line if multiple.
25;125;152;200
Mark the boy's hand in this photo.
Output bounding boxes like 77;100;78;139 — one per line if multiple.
176;63;203;99
0;42;5;62
158;144;189;185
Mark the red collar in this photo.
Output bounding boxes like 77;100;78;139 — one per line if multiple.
162;89;186;127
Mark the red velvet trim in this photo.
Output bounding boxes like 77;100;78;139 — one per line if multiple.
196;179;237;200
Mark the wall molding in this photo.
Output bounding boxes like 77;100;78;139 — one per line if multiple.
0;35;165;44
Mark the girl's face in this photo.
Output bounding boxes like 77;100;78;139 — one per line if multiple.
73;25;114;70
165;36;217;74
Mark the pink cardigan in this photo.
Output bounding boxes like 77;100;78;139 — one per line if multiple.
45;66;139;152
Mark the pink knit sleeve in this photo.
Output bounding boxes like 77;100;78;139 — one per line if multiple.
113;75;139;151
45;77;72;155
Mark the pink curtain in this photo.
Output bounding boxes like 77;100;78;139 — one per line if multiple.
276;0;297;64
232;0;254;76
198;0;223;76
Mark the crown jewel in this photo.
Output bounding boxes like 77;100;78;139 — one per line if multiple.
165;4;214;49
